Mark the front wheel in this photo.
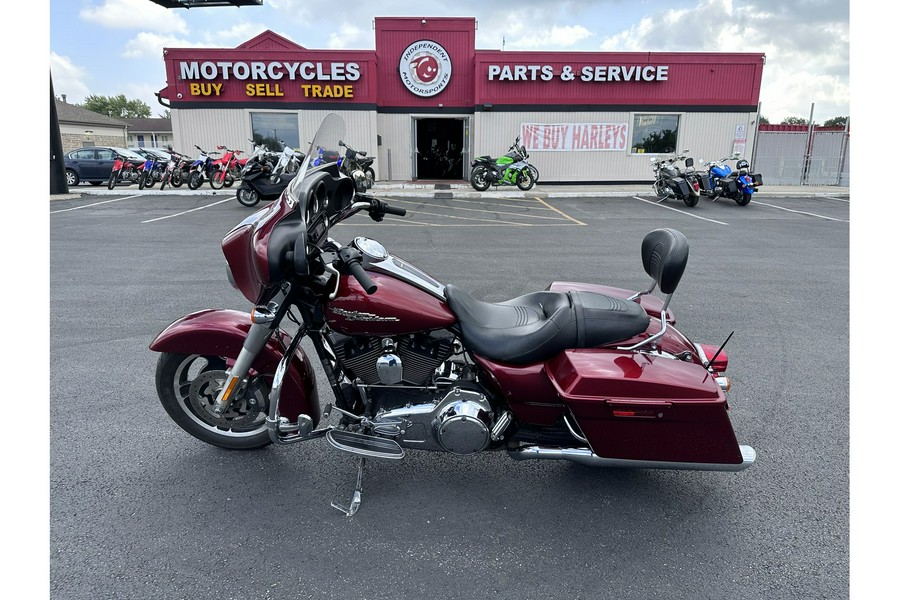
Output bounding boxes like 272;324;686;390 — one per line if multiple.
470;166;490;191
145;172;156;188
155;352;272;450
107;169;120;190
138;171;148;190
187;171;203;190
170;170;184;188
516;168;535;191
209;168;226;190
160;171;169;191
236;187;260;207
737;193;752;206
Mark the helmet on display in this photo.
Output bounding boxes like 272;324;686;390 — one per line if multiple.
736;159;749;170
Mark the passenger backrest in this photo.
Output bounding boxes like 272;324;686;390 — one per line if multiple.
641;228;689;295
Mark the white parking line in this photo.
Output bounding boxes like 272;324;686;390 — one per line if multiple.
631;196;729;225
141;197;235;223
822;195;850;203
753;200;849;222
50;195;141;214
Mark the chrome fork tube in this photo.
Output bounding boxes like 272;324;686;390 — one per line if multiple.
211;321;275;416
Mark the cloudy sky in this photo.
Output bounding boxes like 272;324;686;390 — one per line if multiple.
48;0;849;124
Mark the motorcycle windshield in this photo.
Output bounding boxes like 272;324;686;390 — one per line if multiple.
293;113;345;184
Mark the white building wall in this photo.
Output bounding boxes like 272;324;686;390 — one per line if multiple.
474;111;758;182
172;108;379;173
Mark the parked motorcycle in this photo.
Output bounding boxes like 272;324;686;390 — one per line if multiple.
106;151;145;190
698;153;763;206
470;137;535;191
338;140;375;190
272;140;304;181
209;145;245;190
136;149;168;190
150;113;755;517
187;146;220;190
160;146;191;190
650;152;700;207
235;144;295;207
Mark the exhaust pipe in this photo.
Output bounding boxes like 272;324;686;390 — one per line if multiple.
507;445;756;472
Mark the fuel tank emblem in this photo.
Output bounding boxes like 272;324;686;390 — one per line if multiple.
331;307;399;322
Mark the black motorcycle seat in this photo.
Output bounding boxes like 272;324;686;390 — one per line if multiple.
444;285;650;364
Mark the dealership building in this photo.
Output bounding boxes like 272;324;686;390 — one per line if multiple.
157;17;765;183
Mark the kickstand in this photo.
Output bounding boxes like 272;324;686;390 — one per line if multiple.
332;456;366;517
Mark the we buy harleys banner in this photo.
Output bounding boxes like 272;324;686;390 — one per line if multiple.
520;123;629;152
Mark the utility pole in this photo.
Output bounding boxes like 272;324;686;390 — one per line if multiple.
50;73;69;195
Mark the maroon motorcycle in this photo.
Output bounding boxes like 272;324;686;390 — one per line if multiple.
150;114;755;516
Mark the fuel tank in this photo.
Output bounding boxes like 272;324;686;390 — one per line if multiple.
325;272;456;336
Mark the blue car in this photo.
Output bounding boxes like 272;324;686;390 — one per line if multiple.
64;146;145;186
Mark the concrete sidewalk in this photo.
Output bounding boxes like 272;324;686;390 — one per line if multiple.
51;180;850;201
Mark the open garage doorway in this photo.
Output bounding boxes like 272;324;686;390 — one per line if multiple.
413;117;467;181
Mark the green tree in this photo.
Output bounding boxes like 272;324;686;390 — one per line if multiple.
758;115;770;125
782;116;809;125
824;116;848;127
158;109;171;119
81;94;151;118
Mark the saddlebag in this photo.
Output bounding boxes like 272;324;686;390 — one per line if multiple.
717;177;738;195
546;349;745;465
670;178;692;198
751;173;764;187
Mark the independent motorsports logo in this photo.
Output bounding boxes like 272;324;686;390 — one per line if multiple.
399;40;452;97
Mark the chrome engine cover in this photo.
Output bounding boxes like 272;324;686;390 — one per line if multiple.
372;386;493;454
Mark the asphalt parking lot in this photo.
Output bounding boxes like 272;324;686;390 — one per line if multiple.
48;190;849;599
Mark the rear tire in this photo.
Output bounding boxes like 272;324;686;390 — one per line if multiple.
737;193;752;206
528;165;539;183
683;195;699;207
188;171;203;190
155;352;272;450
364;167;375;189
470;166;490;191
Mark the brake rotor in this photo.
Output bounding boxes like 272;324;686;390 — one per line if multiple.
188;370;265;430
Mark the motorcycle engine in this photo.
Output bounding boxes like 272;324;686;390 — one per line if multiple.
329;330;498;454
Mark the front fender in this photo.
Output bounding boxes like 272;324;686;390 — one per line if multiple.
149;309;319;424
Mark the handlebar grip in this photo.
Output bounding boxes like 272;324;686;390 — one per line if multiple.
383;204;406;217
348;261;377;294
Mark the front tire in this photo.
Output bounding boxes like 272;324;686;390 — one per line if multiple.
155;352;272;450
170;170;184;188
737;193;752;206
516;168;535;191
470;165;490;191
209;168;226;190
138;171;148;190
107;169;120;190
364;167;375;189
237;187;260;207
187;171;203;190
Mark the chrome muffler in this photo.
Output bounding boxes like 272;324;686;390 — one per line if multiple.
507;445;756;472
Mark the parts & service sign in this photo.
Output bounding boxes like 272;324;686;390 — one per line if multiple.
399;40;452;97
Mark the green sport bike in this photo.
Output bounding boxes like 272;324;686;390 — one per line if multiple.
470;137;538;191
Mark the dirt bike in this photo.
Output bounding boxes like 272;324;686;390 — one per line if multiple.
187;146;220;190
159;149;190;191
209;145;245;190
150;114;755;517
338;140;375;190
106;151;145;190
470;137;536;191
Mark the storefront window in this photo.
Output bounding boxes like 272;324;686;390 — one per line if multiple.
631;114;680;154
250;112;300;151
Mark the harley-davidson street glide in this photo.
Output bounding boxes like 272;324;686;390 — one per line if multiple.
150;114;755;516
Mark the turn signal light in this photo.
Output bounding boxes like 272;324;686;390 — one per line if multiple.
716;376;732;392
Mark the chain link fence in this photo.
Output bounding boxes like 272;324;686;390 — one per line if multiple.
754;126;849;187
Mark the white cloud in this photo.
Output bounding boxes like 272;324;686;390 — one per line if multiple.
50;52;92;103
80;0;188;34
327;24;372;50
508;25;594;50
122;31;208;60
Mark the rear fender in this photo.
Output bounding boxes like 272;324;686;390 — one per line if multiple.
149;309;319;424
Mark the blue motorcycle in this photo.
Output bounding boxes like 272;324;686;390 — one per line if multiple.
134;148;169;190
698;154;763;206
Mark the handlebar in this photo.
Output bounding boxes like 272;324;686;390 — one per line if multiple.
338;247;377;294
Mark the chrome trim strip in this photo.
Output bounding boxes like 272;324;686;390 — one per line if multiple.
368;255;446;300
507;444;756;472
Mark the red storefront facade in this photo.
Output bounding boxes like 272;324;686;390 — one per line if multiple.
158;17;765;183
